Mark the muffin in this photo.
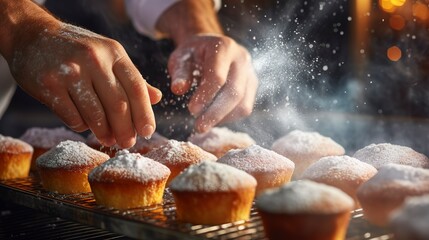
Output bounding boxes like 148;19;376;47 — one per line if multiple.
36;140;109;194
169;161;257;225
389;195;429;240
188;127;256;158
0;135;33;180
145;139;217;184
88;150;170;209
353;143;429;169
217;144;295;195
271;130;345;179
255;180;354;240
356;163;429;226
20;127;85;171
301;155;377;208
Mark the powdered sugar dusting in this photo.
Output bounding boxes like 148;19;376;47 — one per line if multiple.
36;140;109;169
20;127;85;149
0;134;33;153
169;161;256;192
353;143;429;169
88;150;170;183
188;127;256;153
145;139;217;165
357;164;429;195
255;180;354;214
301;155;377;182
218;145;295;173
271;130;345;157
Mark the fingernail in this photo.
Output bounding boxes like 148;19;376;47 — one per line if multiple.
141;124;154;139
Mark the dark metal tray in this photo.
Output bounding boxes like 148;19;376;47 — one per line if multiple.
0;175;393;240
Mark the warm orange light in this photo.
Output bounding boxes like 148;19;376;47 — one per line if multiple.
413;2;428;21
390;0;406;7
387;46;402;61
379;0;397;13
389;14;406;30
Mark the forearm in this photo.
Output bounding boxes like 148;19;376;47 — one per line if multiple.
156;0;223;45
0;0;58;61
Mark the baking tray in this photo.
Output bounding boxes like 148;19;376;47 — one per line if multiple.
0;175;394;240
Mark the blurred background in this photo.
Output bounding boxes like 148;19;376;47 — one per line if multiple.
2;0;429;154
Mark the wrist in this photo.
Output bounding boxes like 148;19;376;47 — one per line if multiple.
0;0;59;61
156;0;223;45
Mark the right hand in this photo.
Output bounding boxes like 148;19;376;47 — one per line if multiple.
10;21;162;148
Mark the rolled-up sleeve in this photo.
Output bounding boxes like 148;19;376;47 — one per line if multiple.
125;0;222;39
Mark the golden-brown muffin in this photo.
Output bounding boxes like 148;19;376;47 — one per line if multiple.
20;127;85;171
301;155;377;208
145;139;217;185
88;150;170;209
356;163;429;226
188;127;256;158
271;130;345;179
256;180;354;240
37;140;109;194
169;161;257;225
0;135;33;180
218;144;295;195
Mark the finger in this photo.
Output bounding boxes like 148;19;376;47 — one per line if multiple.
168;48;194;95
188;48;230;117
145;81;163;104
194;61;246;132
67;77;116;147
37;73;88;132
218;68;258;124
113;56;156;139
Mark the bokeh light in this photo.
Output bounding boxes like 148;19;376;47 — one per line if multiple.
389;14;406;30
379;0;397;13
387;46;402;61
390;0;406;7
413;2;428;21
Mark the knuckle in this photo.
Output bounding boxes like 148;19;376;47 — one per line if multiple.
110;100;128;114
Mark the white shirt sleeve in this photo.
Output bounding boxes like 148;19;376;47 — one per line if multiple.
125;0;222;39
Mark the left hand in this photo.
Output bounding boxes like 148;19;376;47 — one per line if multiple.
168;34;259;132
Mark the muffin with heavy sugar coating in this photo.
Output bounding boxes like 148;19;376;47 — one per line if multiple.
145;139;217;184
169;161;257;225
356;163;429;226
353;143;429;169
89;150;170;209
36;140;109;194
256;180;354;240
20;127;85;171
0;134;33;180
301;155;377;208
271;130;345;179
218;144;295;195
188;127;256;158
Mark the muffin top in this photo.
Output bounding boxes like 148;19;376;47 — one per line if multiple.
301;155;377;182
256;180;354;214
145;139;217;166
169;161;257;192
218;144;295;173
36;140;109;169
89;150;170;183
20;127;85;148
353;143;429;169
0;134;33;154
271;130;345;161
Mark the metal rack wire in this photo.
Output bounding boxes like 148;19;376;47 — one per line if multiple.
0;175;394;240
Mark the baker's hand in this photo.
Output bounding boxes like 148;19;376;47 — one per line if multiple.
168;34;258;132
11;22;162;148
